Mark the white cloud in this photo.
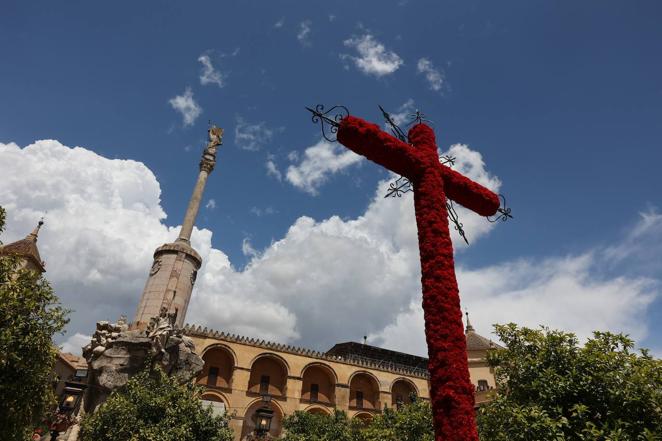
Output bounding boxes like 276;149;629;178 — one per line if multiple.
206;199;216;210
386;99;416;129
417;58;445;92
286;139;363;195
168;87;202;127
198;54;225;88
0;139;296;344
241;238;259;259
193;140;502;348
234;117;275;151
341;34;403;77
1;138;658;356
603;208;662;275
250;206;276;217
297;20;312;47
60;332;92;355
266;157;282;181
0;139;178;340
372;253;658;356
274;18;284;29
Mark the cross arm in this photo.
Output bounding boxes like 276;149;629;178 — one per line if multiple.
442;166;501;217
337;115;423;179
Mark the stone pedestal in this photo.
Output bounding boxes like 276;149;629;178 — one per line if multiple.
82;315;204;413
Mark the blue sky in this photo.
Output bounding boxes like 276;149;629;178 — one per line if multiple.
1;0;661;355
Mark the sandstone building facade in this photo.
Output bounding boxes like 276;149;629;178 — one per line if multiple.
185;317;497;441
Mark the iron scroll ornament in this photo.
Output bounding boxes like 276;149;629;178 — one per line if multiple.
305;105;350;142
487;194;514;223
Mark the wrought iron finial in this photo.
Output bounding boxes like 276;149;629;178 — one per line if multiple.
378;105;408;143
487;194;513;223
465;310;474;333
408;109;432;126
27;216;45;241
305;104;349;142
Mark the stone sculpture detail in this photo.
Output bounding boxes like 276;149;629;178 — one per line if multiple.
82;311;203;413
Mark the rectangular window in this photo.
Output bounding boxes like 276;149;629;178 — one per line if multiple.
260;375;270;394
356;391;364;409
477;380;489;392
207;367;219;387
310;384;319;402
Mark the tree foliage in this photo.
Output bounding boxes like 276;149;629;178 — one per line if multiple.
281;400;433;441
281;409;363;441
360;399;434;441
477;324;662;441
0;206;69;440
80;366;234;441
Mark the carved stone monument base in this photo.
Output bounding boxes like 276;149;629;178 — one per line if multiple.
81;310;204;414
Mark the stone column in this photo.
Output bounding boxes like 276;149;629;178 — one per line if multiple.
132;126;223;329
287;376;303;410
178;159;214;244
379;391;391;410
335;384;350;411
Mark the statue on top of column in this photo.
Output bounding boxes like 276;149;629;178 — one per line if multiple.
201;125;223;172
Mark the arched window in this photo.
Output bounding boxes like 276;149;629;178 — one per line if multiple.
248;355;288;397
241;400;284;439
200;393;227;417
349;372;380;410
197;346;234;389
354;412;374;425
306;407;331;415
301;364;336;405
391;379;418;408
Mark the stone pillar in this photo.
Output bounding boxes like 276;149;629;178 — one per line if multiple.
132;126;223;329
234;367;252;394
379;391;391;410
178;163;212;244
288;377;303;398
335;383;350;411
287;376;303;410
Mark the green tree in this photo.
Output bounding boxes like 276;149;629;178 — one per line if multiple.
361;399;434;441
0;206;69;440
281;401;434;441
80;366;234;441
281;409;363;441
477;324;662;441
